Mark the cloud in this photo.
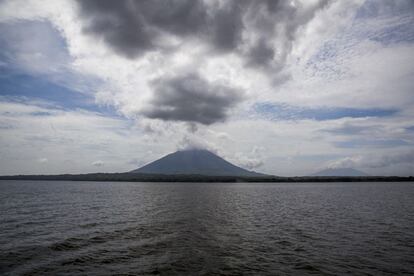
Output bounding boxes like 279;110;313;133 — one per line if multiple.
246;38;275;69
37;157;48;163
0;99;155;174
74;0;251;57
237;156;263;170
75;0;221;58
366;150;414;169
0;0;371;127
209;1;244;52
74;0;331;71
1;0;414;177
76;0;153;59
176;134;217;153
91;160;104;167
0;20;69;75
327;150;414;170
231;146;265;170
142;73;243;125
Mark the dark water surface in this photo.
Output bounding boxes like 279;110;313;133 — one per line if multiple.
1;181;413;275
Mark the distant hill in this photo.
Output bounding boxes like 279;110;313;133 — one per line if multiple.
130;149;264;177
312;168;368;177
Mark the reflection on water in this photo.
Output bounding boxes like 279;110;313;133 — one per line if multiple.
0;181;413;275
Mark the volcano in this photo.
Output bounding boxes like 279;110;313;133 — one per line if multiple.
131;149;264;177
312;168;368;177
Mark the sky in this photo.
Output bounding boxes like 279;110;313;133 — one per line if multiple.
0;0;413;176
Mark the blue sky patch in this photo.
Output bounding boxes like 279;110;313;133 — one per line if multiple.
253;102;398;121
0;69;120;118
0;69;90;108
405;126;414;132
334;139;410;148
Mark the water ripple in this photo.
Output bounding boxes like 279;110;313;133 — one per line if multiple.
0;181;413;275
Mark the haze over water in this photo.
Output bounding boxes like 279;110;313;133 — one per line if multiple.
1;181;413;275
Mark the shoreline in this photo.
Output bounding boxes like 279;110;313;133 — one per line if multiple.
0;173;413;183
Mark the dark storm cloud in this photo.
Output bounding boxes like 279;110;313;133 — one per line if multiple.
209;1;245;52
246;39;275;68
76;0;243;58
243;0;330;70
76;0;330;63
76;0;153;58
143;73;243;125
75;0;331;124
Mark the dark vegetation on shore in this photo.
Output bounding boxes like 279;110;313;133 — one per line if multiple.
0;173;412;182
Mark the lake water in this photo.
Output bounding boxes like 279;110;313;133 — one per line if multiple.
0;181;413;275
